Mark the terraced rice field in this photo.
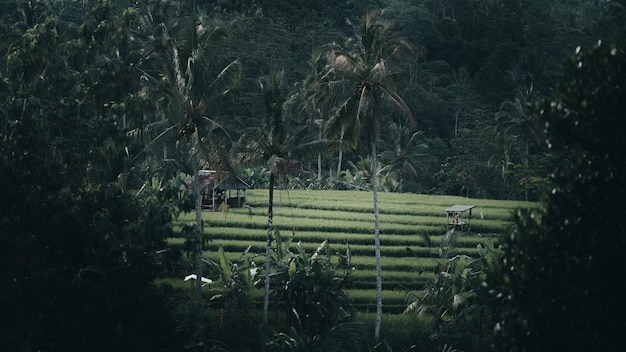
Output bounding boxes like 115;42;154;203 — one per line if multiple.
167;189;533;314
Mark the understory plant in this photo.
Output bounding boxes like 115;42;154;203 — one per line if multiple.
404;230;495;349
265;230;362;351
206;246;259;348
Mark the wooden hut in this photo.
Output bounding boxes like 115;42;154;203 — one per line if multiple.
187;170;251;211
445;204;476;232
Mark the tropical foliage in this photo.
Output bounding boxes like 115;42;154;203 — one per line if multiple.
2;0;625;351
486;41;626;351
404;230;497;350
314;9;420;340
266;231;359;351
0;1;184;350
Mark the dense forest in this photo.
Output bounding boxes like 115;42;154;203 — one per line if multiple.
199;0;624;201
1;0;625;351
2;0;622;200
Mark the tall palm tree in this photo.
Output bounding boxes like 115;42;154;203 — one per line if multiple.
126;6;241;333
495;84;542;201
237;71;328;327
316;9;421;341
298;65;339;181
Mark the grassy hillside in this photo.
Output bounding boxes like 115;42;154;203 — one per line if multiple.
167;189;533;314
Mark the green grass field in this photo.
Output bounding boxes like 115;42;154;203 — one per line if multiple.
167;189;533;314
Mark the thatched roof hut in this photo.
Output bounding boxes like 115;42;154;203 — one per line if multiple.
185;170;251;210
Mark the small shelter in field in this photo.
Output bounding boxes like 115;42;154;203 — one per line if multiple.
445;204;476;232
186;170;251;211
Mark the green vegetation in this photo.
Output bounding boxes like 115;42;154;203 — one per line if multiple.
169;189;529;320
2;0;624;351
486;42;626;351
159;188;528;350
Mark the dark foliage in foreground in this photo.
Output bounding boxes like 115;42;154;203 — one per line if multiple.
487;42;626;351
0;1;183;350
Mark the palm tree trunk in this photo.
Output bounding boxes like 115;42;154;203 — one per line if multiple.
524;137;529;202
337;127;345;178
371;141;383;341
337;149;343;179
193;164;204;335
454;107;460;136
318;153;322;181
318;122;323;181
262;172;275;327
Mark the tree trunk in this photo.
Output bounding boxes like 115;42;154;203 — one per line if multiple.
318;122;323;181
262;172;275;326
454;106;461;136
193;165;204;335
337;127;345;178
371;141;383;341
524;137;529;202
318;153;322;181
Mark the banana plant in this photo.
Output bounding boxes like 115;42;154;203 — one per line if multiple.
206;245;258;334
268;231;356;338
404;230;487;333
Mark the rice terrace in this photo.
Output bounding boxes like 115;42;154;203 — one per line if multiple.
163;189;532;322
4;0;624;350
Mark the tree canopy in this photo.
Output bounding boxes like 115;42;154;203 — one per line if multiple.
0;1;183;350
2;0;626;350
487;41;626;351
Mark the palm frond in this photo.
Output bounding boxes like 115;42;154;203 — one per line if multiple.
126;119;175;145
126;122;178;166
267;155;298;175
206;59;242;100
207;139;237;176
370;58;390;83
199;23;229;46
291;139;330;159
171;46;190;104
333;97;361;149
330;52;360;74
313;42;345;68
179;13;199;67
378;84;415;126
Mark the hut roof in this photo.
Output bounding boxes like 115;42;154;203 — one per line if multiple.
185;170;250;191
214;175;251;191
445;205;476;213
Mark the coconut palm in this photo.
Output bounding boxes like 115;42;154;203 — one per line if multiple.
315;9;421;340
298;64;339;181
126;7;241;334
237;70;328;326
380;123;433;192
495;84;542;201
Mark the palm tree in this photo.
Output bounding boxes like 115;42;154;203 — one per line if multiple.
237;71;328;327
495;84;542;201
298;64;339;181
380;123;433;192
315;9;421;341
126;6;241;333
